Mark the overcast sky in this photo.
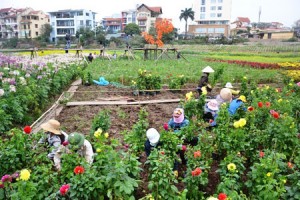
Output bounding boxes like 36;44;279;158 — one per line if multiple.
1;0;299;30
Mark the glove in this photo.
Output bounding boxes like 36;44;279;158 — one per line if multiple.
173;170;178;178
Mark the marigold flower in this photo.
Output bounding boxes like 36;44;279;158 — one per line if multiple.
96;148;102;153
247;106;254;111
194;150;201;158
239;118;246;127
104;132;109;138
60;184;70;196
258;102;263;108
277;99;283;103
233;121;240;128
1;175;12;183
23;126;31;134
191;167;202;176
266;172;272;177
218;193;227;200
185;92;193;101
259;151;265;158
74;166;85;174
227;163;236;171
20;169;30;181
94;128;102;138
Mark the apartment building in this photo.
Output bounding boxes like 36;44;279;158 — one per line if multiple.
136;4;162;32
190;0;232;37
48;9;96;42
121;9;137;31
19;9;49;38
102;17;122;33
0;7;48;39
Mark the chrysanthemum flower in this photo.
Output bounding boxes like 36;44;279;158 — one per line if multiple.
218;193;227;200
60;184;70;196
20;169;30;181
266;172;272;177
23;126;31;134
104;132;109;138
74;166;85;174
227;163;236;171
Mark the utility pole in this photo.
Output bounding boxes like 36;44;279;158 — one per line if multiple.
258;6;261;23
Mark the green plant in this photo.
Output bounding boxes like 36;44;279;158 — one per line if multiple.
168;74;187;89
90;109;111;138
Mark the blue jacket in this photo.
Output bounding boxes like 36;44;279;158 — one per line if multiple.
228;99;246;115
168;118;189;133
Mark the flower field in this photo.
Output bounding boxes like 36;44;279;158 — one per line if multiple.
0;46;300;199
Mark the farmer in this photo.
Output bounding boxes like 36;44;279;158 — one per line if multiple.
225;82;240;96
228;95;247;115
204;99;220;127
39;119;68;160
144;128;162;157
215;88;233;106
54;132;94;171
87;53;93;62
197;66;214;96
168;108;189;133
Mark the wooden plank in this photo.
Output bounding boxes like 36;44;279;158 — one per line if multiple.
66;99;181;106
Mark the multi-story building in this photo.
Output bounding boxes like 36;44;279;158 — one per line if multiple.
102;17;122;33
190;0;232;37
19;9;49;38
136;4;162;32
121;9;137;31
0;7;49;39
48;9;96;42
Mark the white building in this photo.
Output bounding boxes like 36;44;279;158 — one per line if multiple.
190;0;232;37
121;9;137;31
48;9;96;42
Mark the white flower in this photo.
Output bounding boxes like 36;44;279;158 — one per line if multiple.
207;197;218;200
9;85;16;92
0;89;5;96
13;70;20;76
19;77;27;85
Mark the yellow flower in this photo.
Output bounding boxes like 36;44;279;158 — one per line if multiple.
277;99;282;103
283;179;287;184
94;128;103;138
185;92;193;100
227;163;236;171
265;85;269;90
96;148;102;153
239;118;246;127
233;121;240;128
243;76;247;80
266;172;272;177
104;132;109;138
20;169;30;181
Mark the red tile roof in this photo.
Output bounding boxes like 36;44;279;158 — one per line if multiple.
237;17;250;23
149;7;162;13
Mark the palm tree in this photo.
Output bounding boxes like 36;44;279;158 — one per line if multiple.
179;8;195;39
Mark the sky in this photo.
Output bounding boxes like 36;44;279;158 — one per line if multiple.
1;0;299;31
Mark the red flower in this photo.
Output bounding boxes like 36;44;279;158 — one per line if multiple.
258;102;263;108
0;182;3;188
62;141;69;146
23;126;31;134
259;151;264;158
265;102;271;107
161;151;165;155
194;151;201;158
192;167;202;176
60;184;70;196
182;145;187;151
163;123;169;131
209;119;214;123
218;193;227;200
272;112;280;119
247;106;254;111
74;166;85;174
287;162;293;169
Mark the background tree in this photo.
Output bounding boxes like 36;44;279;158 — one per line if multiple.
142;19;174;47
39;24;53;42
179;8;195;39
124;23;141;36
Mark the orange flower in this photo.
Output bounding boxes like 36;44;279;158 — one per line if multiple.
259;151;264;158
74;166;85;174
287;162;293;169
265;102;271;107
194;150;201;158
191;167;202;176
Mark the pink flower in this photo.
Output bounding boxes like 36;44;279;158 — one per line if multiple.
297;82;300;87
182;145;187;151
259;151;264;158
1;175;12;183
62;141;69;146
163;123;169;131
60;184;70;196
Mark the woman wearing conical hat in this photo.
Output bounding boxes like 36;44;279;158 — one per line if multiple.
197;66;214;96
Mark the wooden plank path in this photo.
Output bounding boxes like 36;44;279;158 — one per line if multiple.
66;99;181;106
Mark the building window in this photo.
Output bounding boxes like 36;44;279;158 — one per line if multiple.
215;28;225;33
201;0;206;5
35;24;38;28
200;7;205;12
211;0;216;3
200;14;205;19
218;6;222;10
218;0;223;2
217;13;222;17
80;20;84;25
196;28;206;33
78;11;83;16
210;13;216;17
41;18;43;20
28;25;30;29
35;32;38;36
211;6;216;10
208;28;214;33
86;13;89;16
23;25;26;29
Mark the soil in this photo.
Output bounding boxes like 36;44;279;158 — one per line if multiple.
56;83;222;198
